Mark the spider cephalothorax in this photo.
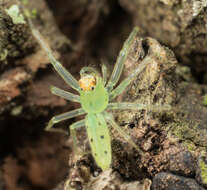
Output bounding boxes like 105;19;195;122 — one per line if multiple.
29;24;171;170
79;73;109;114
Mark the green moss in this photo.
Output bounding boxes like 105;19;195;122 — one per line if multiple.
199;157;207;185
184;140;197;152
21;0;29;5
167;118;207;153
11;106;23;116
5;5;26;24
0;49;8;61
203;95;207;106
31;9;37;18
170;123;195;152
22;6;37;19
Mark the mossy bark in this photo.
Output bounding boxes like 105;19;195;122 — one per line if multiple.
0;0;207;190
61;26;207;190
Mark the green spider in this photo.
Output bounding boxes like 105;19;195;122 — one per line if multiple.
29;24;170;170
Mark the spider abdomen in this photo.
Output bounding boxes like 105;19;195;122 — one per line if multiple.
86;113;111;170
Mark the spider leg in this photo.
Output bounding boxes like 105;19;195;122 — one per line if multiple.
103;112;144;155
28;20;80;92
50;85;80;103
69;119;85;161
80;67;99;76
107;102;171;111
106;27;139;92
101;63;108;86
109;56;151;100
45;108;85;131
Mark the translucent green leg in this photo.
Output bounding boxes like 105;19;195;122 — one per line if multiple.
109;56;152;100
107;102;171;111
45;108;85;131
50;86;80;103
101;63;108;86
69;119;85;161
106;27;139;92
103;112;144;155
27;19;80;92
80;66;99;77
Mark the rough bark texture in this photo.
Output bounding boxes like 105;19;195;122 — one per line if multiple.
119;0;207;82
0;0;207;190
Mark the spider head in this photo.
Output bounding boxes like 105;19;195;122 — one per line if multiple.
79;67;100;91
79;67;109;113
79;75;96;91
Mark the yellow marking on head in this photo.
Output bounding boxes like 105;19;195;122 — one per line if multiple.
79;75;96;91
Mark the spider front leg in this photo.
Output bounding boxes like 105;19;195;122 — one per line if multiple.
101;63;108;86
109;56;152;100
46;108;85;132
106;27;139;92
80;67;99;76
103;112;144;155
28;20;80;92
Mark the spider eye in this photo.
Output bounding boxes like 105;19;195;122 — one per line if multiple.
78;75;96;91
